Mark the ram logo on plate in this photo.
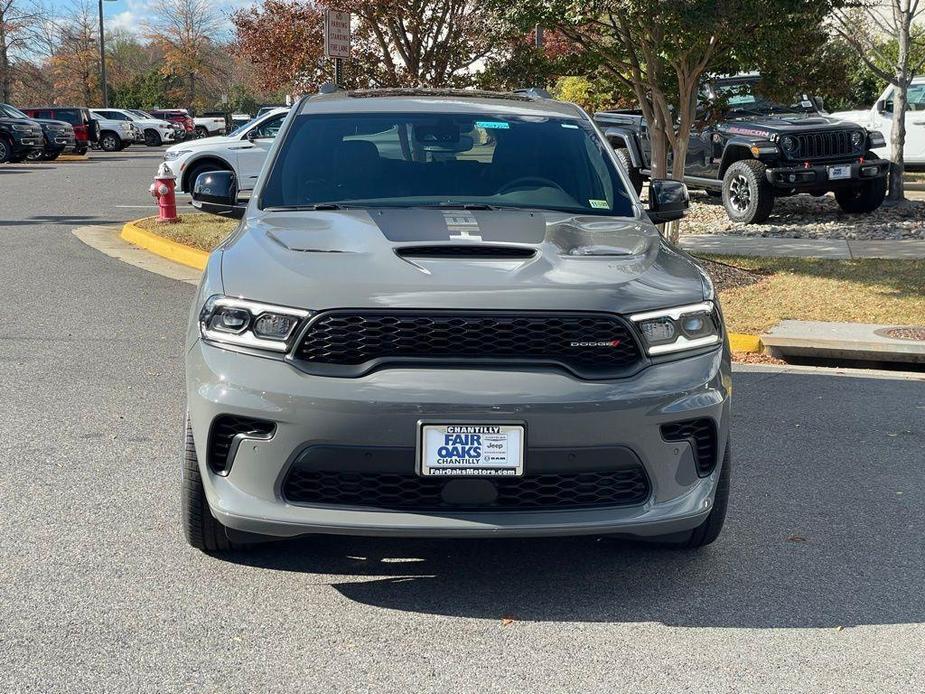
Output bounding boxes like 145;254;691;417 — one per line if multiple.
418;424;525;477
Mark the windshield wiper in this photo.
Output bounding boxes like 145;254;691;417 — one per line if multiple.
263;203;347;211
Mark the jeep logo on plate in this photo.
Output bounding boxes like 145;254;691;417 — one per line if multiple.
570;340;622;348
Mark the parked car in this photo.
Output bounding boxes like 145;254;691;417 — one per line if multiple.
181;87;731;553
256;104;287;118
831;77;925;165
597;74;890;223
0;105;43;162
20;106;97;154
0;103;74;161
161;107;288;192
192;113;226;138
91;108;176;147
90;113;138;151
149;109;195;140
230;112;251;127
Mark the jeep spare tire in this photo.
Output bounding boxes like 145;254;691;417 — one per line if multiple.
722;159;774;224
614;147;643;196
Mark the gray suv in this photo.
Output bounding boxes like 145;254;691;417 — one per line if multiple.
183;88;732;553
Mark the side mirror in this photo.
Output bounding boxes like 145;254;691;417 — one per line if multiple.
813;96;826;113
647;179;689;225
246;129;258;141
192;171;246;219
876;100;886;114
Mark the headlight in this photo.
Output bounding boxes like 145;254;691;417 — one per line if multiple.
163;149;191;161
780;135;797;154
12;124;31;131
851;131;864;148
200;296;310;352
868;130;886;148
630;302;722;356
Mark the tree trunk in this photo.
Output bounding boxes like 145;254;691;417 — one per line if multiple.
0;17;10;103
889;84;907;202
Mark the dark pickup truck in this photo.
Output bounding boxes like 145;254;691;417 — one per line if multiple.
595;75;890;223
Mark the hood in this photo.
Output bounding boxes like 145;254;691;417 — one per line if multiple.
219;208;706;314
1;117;40;128
722;114;864;137
34;118;73;130
166;134;238;153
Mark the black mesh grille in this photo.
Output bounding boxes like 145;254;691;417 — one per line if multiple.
789;131;859;160
293;311;643;378
283;468;650;510
661;418;718;476
396;245;536;259
207;415;275;474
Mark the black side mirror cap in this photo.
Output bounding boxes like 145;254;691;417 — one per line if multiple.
191;170;246;220
875;100;886;114
647;178;689;225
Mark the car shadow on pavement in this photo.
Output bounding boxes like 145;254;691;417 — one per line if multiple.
0;215;124;226
219;370;925;629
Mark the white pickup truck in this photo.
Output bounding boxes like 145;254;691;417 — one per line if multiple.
832;77;925;165
193;113;227;139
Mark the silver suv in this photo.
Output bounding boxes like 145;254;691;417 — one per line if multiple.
183;88;732;552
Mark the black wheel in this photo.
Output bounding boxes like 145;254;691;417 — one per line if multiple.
26;147;45;161
181;416;239;552
144;129;162;147
100;132;120;152
42;151;61;161
834;177;887;213
184;162;229;193
681;440;731;549
195;126;209;139
614;147;644;196
722;160;774;224
0;138;11;163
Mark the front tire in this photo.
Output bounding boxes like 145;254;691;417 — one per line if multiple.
144;129;162;147
834;177;887;214
681;440;731;549
181;417;239;552
26;148;45;161
0;138;11;163
195;126;209;139
722;160;774;224
100;132;120;152
613;147;644;195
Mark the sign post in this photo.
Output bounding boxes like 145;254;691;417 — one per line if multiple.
324;10;351;88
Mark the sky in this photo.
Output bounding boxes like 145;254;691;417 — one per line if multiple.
43;0;245;37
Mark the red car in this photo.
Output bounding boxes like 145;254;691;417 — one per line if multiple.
150;109;194;141
20;106;98;154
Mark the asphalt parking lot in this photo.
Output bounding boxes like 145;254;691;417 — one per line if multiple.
1;150;923;693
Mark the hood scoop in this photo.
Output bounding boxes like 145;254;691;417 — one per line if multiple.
395;244;536;259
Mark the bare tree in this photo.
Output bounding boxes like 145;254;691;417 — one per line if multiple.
833;0;925;202
145;0;224;108
0;0;47;101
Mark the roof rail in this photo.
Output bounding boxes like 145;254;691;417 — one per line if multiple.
513;87;553;100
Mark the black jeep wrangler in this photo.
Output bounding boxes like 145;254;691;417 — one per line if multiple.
595;75;890;223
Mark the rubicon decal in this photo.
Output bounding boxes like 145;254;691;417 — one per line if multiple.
570;339;622;347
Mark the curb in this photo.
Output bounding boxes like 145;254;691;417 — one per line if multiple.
58;154;90;162
120;219;209;271
729;333;763;353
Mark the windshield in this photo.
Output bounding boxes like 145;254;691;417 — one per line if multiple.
712;81;816;114
1;104;30;119
261;112;634;217
229;116;261;137
129;109;152;119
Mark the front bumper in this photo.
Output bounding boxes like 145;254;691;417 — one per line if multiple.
186;343;732;539
11;134;43;155
765;158;889;190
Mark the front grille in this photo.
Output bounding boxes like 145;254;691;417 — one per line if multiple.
283;467;650;510
293;311;643;378
790;131;858;160
207;415;275;474
661;418;718;476
396;245;536;259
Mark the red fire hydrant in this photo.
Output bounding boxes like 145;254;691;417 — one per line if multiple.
150;162;179;223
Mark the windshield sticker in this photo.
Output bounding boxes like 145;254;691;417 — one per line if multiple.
476;120;510;129
801;100;814;108
589;199;610;209
561;123;579;129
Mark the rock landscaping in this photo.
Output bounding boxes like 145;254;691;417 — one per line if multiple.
682;192;925;240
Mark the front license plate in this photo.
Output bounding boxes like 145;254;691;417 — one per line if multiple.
418;424;525;477
828;165;851;180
